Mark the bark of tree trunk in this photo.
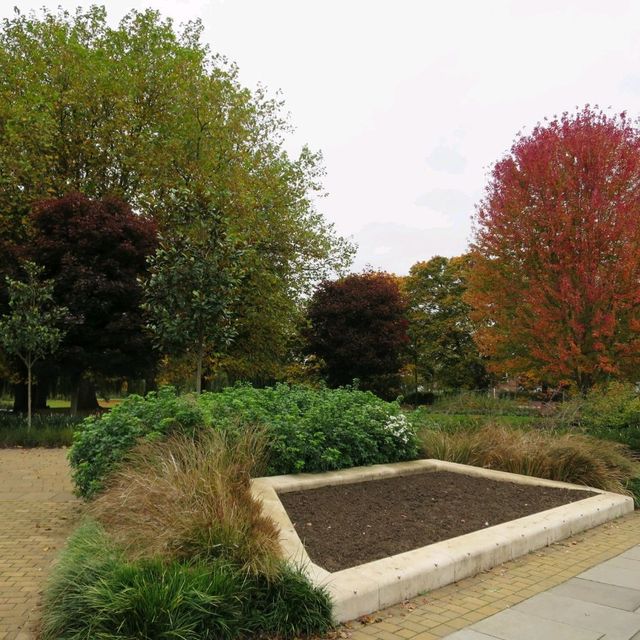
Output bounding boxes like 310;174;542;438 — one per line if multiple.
70;376;99;416
27;363;32;431
195;352;203;395
12;376;49;413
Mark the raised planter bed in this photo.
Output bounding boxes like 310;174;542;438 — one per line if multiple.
251;459;634;622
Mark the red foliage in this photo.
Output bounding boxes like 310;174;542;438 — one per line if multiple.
305;271;409;394
29;193;157;379
468;107;640;391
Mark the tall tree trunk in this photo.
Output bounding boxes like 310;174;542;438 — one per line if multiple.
70;375;99;416
144;367;157;395
13;376;48;413
195;350;203;395
12;382;26;414
27;360;32;431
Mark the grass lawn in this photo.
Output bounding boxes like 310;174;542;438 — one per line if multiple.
47;398;123;409
410;410;539;432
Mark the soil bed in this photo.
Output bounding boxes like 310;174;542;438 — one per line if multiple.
278;471;596;572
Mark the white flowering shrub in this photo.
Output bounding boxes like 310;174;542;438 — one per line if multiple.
382;413;414;444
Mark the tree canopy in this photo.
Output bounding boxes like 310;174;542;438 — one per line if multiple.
29;193;157;406
305;271;408;397
467;107;640;392
0;6;353;387
142;194;241;393
404;256;488;390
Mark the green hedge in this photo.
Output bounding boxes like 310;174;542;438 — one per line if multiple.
70;384;419;498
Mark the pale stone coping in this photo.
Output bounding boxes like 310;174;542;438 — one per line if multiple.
251;459;634;623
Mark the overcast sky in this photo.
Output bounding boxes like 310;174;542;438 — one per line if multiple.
3;1;640;274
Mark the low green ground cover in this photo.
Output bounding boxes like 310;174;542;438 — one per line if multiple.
410;409;537;432
0;413;79;447
44;522;330;640
428;391;539;416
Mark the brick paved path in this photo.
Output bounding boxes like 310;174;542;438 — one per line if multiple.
0;449;81;640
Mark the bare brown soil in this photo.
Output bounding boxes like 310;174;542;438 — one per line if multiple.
278;470;596;571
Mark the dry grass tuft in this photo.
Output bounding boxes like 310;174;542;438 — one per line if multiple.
421;423;640;495
89;427;282;577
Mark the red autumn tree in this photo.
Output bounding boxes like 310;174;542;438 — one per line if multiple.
467;107;640;392
305;271;409;397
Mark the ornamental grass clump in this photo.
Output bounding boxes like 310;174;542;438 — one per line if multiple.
43;428;333;639
41;520;333;640
420;423;639;497
89;427;281;577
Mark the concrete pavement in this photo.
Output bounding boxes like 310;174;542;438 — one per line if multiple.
445;545;640;639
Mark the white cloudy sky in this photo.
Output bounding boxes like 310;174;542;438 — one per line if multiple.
3;1;640;274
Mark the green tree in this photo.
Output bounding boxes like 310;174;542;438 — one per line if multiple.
404;256;488;391
142;197;240;393
0;262;67;428
0;6;353;386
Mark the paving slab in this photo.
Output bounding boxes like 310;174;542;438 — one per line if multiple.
513;591;640;637
445;631;498;640
621;547;640;562
605;556;640;572
472;608;604;640
549;576;640;612
579;560;640;591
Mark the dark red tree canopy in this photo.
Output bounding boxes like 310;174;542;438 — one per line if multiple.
305;271;408;393
29;193;158;379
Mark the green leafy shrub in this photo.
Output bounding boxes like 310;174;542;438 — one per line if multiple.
70;387;204;498
576;383;640;451
540;384;640;451
198;384;419;474
70;385;419;497
581;383;640;429
41;521;332;640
